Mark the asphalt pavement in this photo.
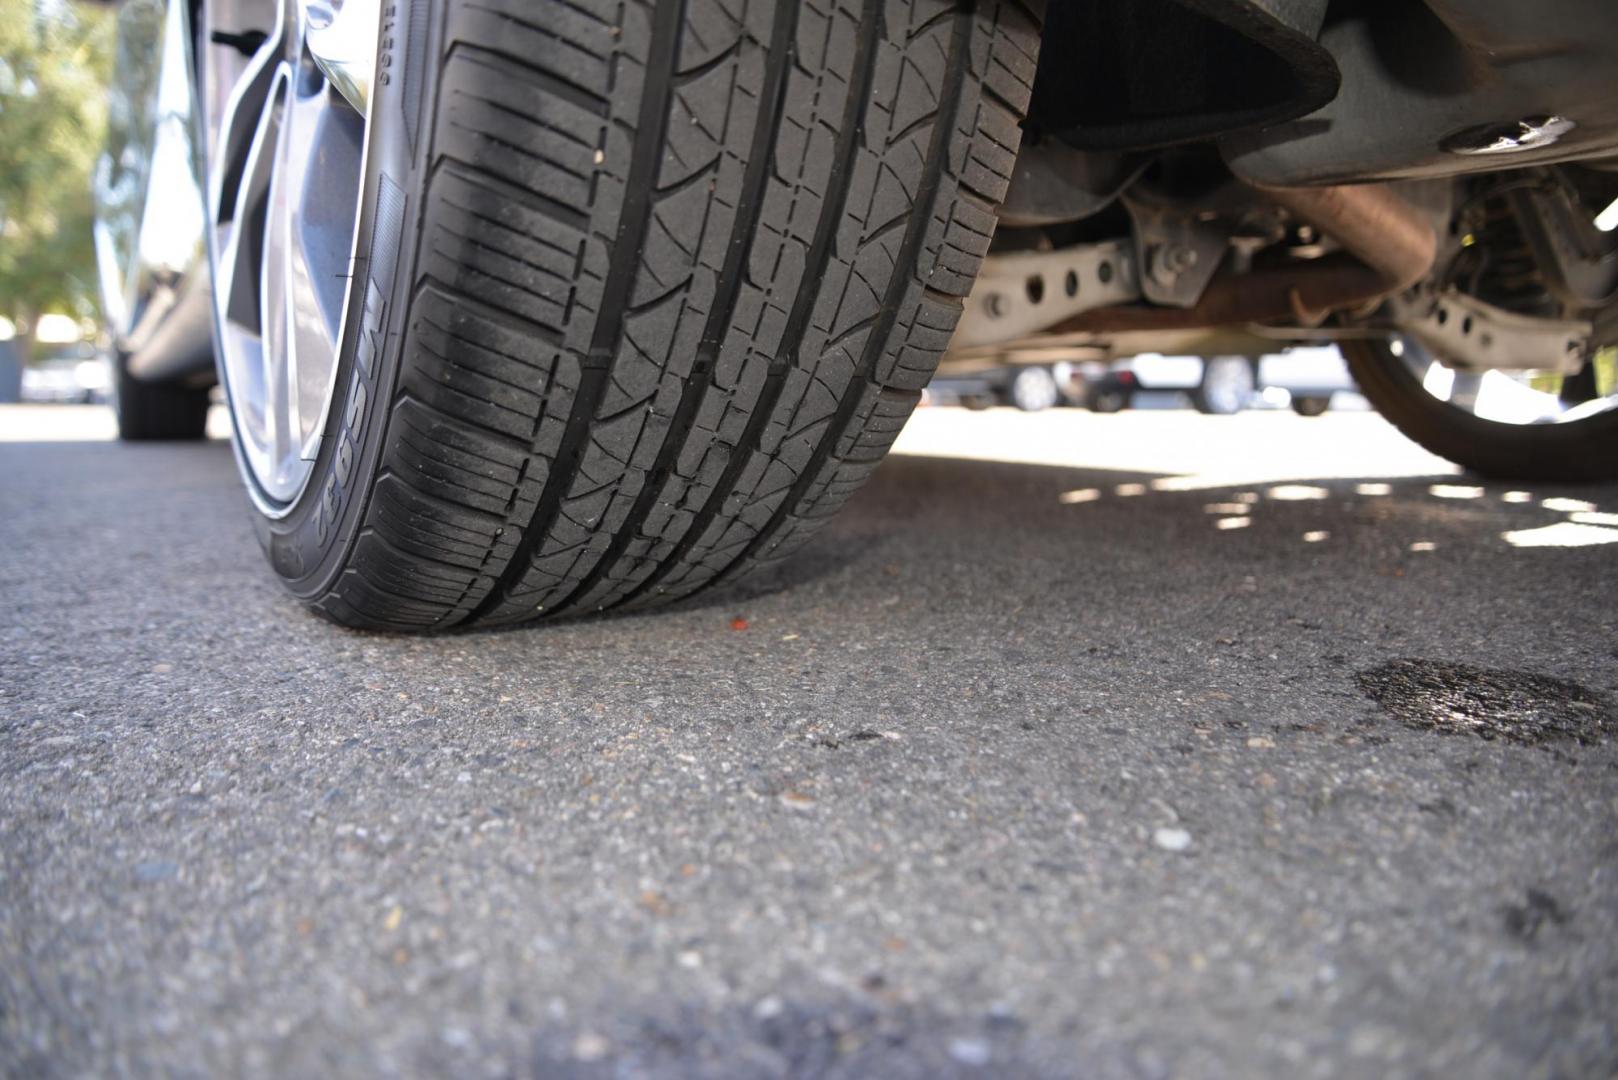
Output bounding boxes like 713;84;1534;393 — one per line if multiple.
2;404;1616;1078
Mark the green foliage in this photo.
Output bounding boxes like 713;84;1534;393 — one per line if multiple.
0;0;118;332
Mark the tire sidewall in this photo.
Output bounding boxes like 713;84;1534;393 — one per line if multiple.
1088;388;1127;413
1291;396;1330;417
226;2;435;600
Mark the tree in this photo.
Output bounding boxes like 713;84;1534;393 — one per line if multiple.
0;0;117;369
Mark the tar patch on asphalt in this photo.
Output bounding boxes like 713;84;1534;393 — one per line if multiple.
1356;658;1615;746
1501;888;1570;943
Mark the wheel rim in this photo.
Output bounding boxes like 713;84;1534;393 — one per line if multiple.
1393;336;1618;426
202;0;379;511
1014;368;1057;411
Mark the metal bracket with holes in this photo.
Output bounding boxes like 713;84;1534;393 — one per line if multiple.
951;240;1140;351
1388;289;1591;375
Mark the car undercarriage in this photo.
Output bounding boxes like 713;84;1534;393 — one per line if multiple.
940;0;1618;483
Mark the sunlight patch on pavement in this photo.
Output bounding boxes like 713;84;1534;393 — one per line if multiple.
0;404;231;443
1267;484;1329;501
891;408;1460;489
1503;522;1618;548
1542;497;1598;514
0;404;118;441
1430;484;1484;499
1058;488;1101;504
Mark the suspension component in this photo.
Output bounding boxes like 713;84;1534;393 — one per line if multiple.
1388;289;1590;375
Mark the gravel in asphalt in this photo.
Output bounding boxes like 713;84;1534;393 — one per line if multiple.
1;406;1615;1078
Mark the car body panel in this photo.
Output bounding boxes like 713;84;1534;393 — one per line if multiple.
1083;347;1357;408
94;0;215;385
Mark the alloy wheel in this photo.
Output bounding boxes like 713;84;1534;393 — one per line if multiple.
1393;336;1618;425
201;0;380;511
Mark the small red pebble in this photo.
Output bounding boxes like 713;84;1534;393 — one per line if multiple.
729;617;749;631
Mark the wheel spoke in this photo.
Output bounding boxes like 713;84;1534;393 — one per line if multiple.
208;5;288;226
303;0;382;116
215;67;288;484
261;76;300;484
271;81;359;464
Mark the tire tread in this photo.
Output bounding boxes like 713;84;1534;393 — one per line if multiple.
312;0;1042;629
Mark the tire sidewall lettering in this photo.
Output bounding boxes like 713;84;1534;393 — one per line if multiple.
255;3;425;597
314;279;384;547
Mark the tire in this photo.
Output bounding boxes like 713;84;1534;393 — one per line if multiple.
1190;356;1253;416
236;0;1043;630
1087;388;1129;413
115;355;210;441
1290;395;1330;417
1343;339;1618;481
1007;365;1059;412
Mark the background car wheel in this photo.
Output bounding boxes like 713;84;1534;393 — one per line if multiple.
1343;338;1618;481
202;0;1043;631
1087;388;1130;413
114;354;210;441
1190;356;1253;416
1008;366;1059;412
1290;395;1331;417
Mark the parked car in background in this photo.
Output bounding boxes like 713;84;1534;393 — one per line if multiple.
1079;346;1356;415
1259;347;1357;416
20;347;113;405
924;361;1080;412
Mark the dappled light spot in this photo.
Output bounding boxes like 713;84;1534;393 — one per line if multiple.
1503;522;1618;548
1410;541;1437;552
1571;511;1618;527
1542;497;1597;513
1115;483;1147;497
1355;483;1392;496
1502;490;1534;504
1058;488;1100;504
1429;484;1484;499
1268;484;1329;501
1303;530;1329;543
1215;516;1251;530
